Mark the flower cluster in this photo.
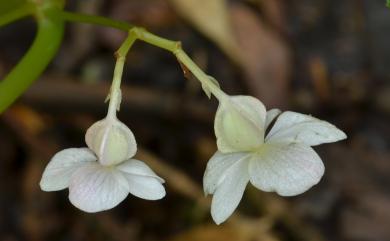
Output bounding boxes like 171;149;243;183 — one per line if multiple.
39;33;346;224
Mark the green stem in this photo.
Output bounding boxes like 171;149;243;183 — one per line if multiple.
0;9;227;113
58;11;132;31
107;34;137;118
175;49;227;101
133;28;178;52
0;8;65;113
131;28;228;101
0;3;34;27
59;12;228;101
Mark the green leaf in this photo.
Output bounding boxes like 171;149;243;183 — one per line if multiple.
0;8;65;113
387;0;390;8
0;0;26;14
0;3;34;27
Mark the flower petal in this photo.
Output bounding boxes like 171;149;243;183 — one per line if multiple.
40;148;96;191
248;143;324;196
117;159;164;183
85;118;137;166
122;174;166;200
203;151;250;195
265;108;281;130
117;159;165;200
265;111;347;146
69;164;129;212
210;158;249;225
215;95;266;153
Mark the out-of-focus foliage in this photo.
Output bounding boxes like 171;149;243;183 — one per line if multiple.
0;0;26;15
0;0;65;113
168;0;241;64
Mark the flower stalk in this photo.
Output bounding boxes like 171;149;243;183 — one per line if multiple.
0;8;225;113
56;10;133;31
58;12;227;101
107;34;136;119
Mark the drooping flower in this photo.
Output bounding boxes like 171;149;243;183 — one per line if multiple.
203;95;346;224
40;116;165;212
40;33;166;212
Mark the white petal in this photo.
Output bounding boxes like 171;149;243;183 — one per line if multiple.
85;118;137;166
203;151;250;195
122;174;166;200
265;111;347;146
265;109;281;130
69;164;129;212
40;148;96;191
214;95;266;153
116;159;165;200
210;158;249;225
248;143;324;196
117;159;164;183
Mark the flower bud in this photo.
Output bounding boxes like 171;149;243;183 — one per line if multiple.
85;118;137;166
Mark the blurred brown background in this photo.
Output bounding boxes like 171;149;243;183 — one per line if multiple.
1;0;390;241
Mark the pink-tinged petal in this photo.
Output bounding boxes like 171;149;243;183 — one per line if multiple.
248;143;325;196
265;111;347;146
68;163;129;213
40;148;96;192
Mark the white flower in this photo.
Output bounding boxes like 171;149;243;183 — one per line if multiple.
40;117;165;213
203;95;347;224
